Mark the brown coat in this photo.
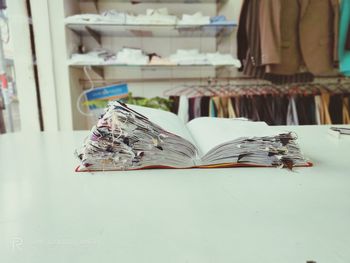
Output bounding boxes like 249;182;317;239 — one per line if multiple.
237;0;315;84
260;0;339;75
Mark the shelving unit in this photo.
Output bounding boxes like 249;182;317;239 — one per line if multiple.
69;64;237;68
57;0;240;130
80;0;226;4
67;23;237;38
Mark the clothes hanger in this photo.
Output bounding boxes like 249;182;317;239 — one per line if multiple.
216;80;229;97
163;84;189;97
183;84;199;98
206;79;220;97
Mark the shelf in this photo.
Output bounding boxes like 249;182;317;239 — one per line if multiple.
69;63;234;80
69;63;237;68
79;0;225;4
66;23;237;38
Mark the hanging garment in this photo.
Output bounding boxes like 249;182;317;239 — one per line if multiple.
346;22;350;51
237;0;263;76
343;96;350;124
314;95;323;125
220;97;229;118
212;97;224;118
250;95;262;121
194;97;202;119
259;0;282;66
243;0;266;78
346;25;350;50
307;95;317;125
227;98;236;118
234;97;241;117
295;96;308;125
261;0;338;75
329;94;343;124
200;96;210;117
339;0;350;76
238;0;314;84
170;96;179;114
172;86;350;125
260;0;301;74
237;0;250;71
209;98;217;117
178;95;189;123
255;95;276;123
298;0;339;74
273;95;289;125
286;97;299;125
244;96;254;120
320;93;333;124
295;95;316;125
188;97;196;121
239;96;250;119
262;95;275;125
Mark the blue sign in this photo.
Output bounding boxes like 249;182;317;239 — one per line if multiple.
86;84;128;101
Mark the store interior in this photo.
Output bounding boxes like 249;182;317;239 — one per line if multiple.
2;0;350;133
1;1;350;262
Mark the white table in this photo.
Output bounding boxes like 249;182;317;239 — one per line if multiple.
0;126;350;263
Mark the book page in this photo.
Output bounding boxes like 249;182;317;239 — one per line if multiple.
128;104;196;146
186;118;278;156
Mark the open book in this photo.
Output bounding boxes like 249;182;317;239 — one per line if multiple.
76;101;311;171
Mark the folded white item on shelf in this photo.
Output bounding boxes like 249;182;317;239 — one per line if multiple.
65;11;126;24
126;8;177;25
169;49;209;65
115;48;149;65
206;52;241;67
69;49;117;65
149;56;176;65
68;48;241;68
100;10;126;24
177;12;210;25
66;10;215;26
69;53;102;65
65;14;103;24
125;14;137;25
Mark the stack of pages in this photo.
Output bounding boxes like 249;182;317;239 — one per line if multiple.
76;101;311;171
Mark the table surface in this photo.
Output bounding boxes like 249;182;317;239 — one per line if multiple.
0;126;350;263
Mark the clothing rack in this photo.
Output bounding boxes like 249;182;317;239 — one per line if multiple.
79;76;266;85
165;81;350;97
169;82;350;126
78;71;350;125
79;75;350;87
78;77;270;91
